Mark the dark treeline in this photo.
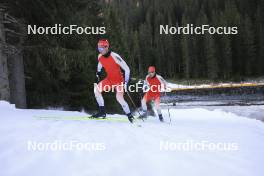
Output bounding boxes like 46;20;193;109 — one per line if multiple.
1;0;103;110
107;0;264;80
0;0;264;110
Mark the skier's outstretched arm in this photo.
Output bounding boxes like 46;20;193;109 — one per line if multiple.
111;52;130;83
157;75;170;91
96;54;103;82
97;62;102;73
143;76;150;92
97;54;103;73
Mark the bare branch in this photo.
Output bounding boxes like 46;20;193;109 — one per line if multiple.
4;28;26;36
0;41;21;54
4;13;19;24
0;4;8;11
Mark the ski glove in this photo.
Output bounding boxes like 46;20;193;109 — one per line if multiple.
96;71;102;83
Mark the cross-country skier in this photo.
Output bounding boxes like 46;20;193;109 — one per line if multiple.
92;39;135;123
140;66;168;122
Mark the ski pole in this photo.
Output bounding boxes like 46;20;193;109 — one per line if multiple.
126;90;144;121
164;91;172;124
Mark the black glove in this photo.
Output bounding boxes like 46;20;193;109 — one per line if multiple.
95;71;102;83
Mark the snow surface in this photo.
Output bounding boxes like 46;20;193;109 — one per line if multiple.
0;101;264;176
164;103;264;121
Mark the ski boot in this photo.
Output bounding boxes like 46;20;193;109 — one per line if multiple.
158;114;164;122
126;112;134;123
138;111;147;120
91;106;106;118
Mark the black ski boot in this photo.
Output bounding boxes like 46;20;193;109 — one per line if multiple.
91;106;106;118
158;114;164;122
126;112;134;123
138;111;147;119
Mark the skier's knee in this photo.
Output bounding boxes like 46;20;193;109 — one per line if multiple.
94;89;100;97
141;99;146;106
94;85;102;95
116;94;124;104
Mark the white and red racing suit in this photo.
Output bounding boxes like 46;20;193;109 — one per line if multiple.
141;74;167;115
94;51;131;114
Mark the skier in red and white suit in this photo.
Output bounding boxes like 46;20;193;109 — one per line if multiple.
141;66;168;122
93;39;134;123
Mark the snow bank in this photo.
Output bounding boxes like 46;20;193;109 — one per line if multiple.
0;101;16;110
0;102;264;176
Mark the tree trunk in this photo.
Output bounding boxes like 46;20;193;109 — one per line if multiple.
8;50;27;108
0;10;10;101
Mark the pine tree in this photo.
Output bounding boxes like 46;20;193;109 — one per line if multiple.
181;16;191;79
243;15;256;76
205;34;218;80
218;11;232;79
256;2;264;75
